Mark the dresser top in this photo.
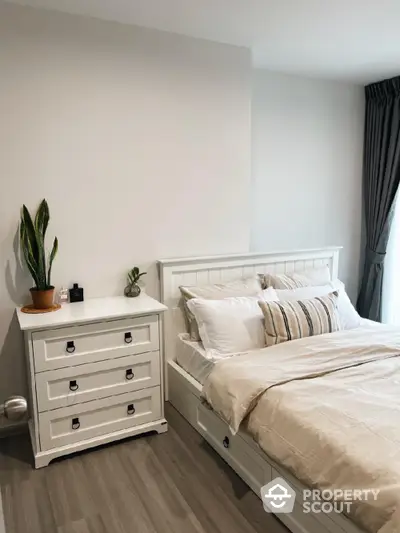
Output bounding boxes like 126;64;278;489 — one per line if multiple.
16;294;167;331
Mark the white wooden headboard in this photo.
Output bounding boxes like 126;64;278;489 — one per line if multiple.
158;247;341;370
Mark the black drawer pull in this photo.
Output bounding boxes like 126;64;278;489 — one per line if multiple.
127;403;135;415
223;436;230;449
71;417;80;430
125;369;134;380
66;341;75;353
69;380;79;391
124;332;132;344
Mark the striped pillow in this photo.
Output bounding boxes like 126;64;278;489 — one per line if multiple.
258;292;340;346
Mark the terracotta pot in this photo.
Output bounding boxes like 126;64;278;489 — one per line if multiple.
30;287;55;309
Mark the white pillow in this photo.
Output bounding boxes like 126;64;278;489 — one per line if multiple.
263;265;331;289
186;287;278;359
180;276;263;341
275;279;361;330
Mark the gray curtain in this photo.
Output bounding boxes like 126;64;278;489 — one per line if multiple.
357;76;400;321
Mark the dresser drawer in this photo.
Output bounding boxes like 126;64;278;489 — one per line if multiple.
36;351;161;412
32;316;159;372
39;386;161;451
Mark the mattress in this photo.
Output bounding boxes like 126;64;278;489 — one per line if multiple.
176;334;215;385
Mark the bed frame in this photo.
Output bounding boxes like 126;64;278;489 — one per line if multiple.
158;247;364;533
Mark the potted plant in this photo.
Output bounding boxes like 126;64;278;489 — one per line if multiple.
19;199;59;310
124;267;146;297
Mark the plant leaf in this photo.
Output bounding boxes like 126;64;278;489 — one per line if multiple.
21;205;39;261
47;236;58;287
21;206;43;288
35;200;50;288
36;228;46;288
34;199;49;241
20;221;40;287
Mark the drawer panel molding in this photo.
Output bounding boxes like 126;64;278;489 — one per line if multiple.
32;316;159;372
39;386;162;451
36;351;161;412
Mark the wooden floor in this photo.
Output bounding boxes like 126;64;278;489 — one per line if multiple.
0;403;288;533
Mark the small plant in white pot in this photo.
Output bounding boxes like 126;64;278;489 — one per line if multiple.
124;267;146;297
19;199;59;310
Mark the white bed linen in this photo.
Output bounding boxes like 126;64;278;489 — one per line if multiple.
176;319;378;386
202;318;400;533
176;333;215;385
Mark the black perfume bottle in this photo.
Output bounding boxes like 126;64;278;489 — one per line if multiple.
69;283;84;303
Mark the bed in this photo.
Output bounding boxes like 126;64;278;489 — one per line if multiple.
157;248;400;533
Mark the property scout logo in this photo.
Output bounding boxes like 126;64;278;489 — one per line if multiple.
261;478;295;513
261;477;380;515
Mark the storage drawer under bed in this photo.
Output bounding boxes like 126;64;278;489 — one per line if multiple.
196;402;271;492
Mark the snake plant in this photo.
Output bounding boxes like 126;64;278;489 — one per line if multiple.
19;199;59;290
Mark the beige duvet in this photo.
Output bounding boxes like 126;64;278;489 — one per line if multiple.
202;323;400;533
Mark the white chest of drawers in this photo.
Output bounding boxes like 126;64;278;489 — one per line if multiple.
16;294;167;468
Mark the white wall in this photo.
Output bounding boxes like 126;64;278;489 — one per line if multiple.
0;4;365;420
251;69;364;300
0;3;251;408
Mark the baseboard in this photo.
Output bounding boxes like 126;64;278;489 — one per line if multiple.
0;419;28;439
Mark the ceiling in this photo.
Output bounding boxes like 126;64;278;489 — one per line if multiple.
5;0;400;84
